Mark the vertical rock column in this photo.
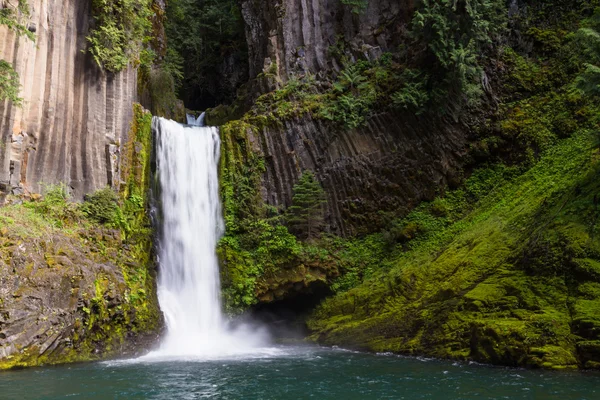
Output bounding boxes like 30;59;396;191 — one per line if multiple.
0;0;137;199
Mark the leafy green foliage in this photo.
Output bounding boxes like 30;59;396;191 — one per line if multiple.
0;0;35;41
251;74;323;124
391;69;429;112
118;104;153;238
0;60;23;106
162;48;185;91
219;219;303;311
573;9;600;97
286;171;327;240
87;0;153;72
318;58;403;128
326;234;388;293
491;23;599;165
341;0;368;14
217;123;335;313
404;0;506;117
309;130;600;368
24;184;83;228
245;56;404;130
81;187;120;225
0;0;34;105
320;65;377;129
165;0;247;107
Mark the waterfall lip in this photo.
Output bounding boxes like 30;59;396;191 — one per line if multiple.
186;112;206;127
147;117;271;361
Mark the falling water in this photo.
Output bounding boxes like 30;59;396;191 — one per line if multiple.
186;112;205;126
147;117;269;359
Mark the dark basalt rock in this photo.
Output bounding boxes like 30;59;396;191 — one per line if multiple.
244;112;466;236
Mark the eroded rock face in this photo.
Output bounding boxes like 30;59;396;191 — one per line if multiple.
0;227;161;368
231;1;467;236
245;112;466;236
0;0;137;199
242;0;410;81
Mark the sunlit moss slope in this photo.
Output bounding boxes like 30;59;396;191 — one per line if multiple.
308;131;600;369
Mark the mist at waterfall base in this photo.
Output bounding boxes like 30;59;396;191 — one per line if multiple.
142;116;271;361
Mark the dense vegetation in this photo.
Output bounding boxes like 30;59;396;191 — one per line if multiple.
164;0;247;109
87;0;153;72
301;2;600;368
4;0;600;371
574;8;600;97
208;0;600;369
309;129;600;369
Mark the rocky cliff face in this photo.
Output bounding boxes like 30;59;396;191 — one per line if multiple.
0;105;160;370
224;0;466;236
0;225;161;368
248;112;465;236
0;0;137;199
242;0;410;81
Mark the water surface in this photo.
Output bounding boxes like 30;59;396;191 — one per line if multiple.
1;346;599;399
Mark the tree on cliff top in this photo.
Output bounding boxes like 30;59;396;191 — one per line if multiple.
286;171;326;240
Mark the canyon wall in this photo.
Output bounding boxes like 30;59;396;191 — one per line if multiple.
242;0;410;81
232;0;466;236
248;112;466;236
0;0;137;199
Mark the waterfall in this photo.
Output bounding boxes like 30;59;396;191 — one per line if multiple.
186;112;205;127
148;117;268;359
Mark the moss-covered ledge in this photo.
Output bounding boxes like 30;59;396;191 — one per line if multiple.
0;104;161;370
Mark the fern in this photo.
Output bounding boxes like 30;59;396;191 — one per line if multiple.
573;9;600;98
87;0;153;72
410;0;507;116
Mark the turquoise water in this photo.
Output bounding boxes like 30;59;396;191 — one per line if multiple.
1;346;599;399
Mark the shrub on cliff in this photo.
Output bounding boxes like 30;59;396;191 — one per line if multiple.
23;184;83;228
87;0;153;72
573;8;600;98
401;0;507;117
0;0;34;105
81;187;120;225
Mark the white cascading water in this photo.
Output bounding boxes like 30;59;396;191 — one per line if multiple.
145;116;270;360
186;112;205;126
